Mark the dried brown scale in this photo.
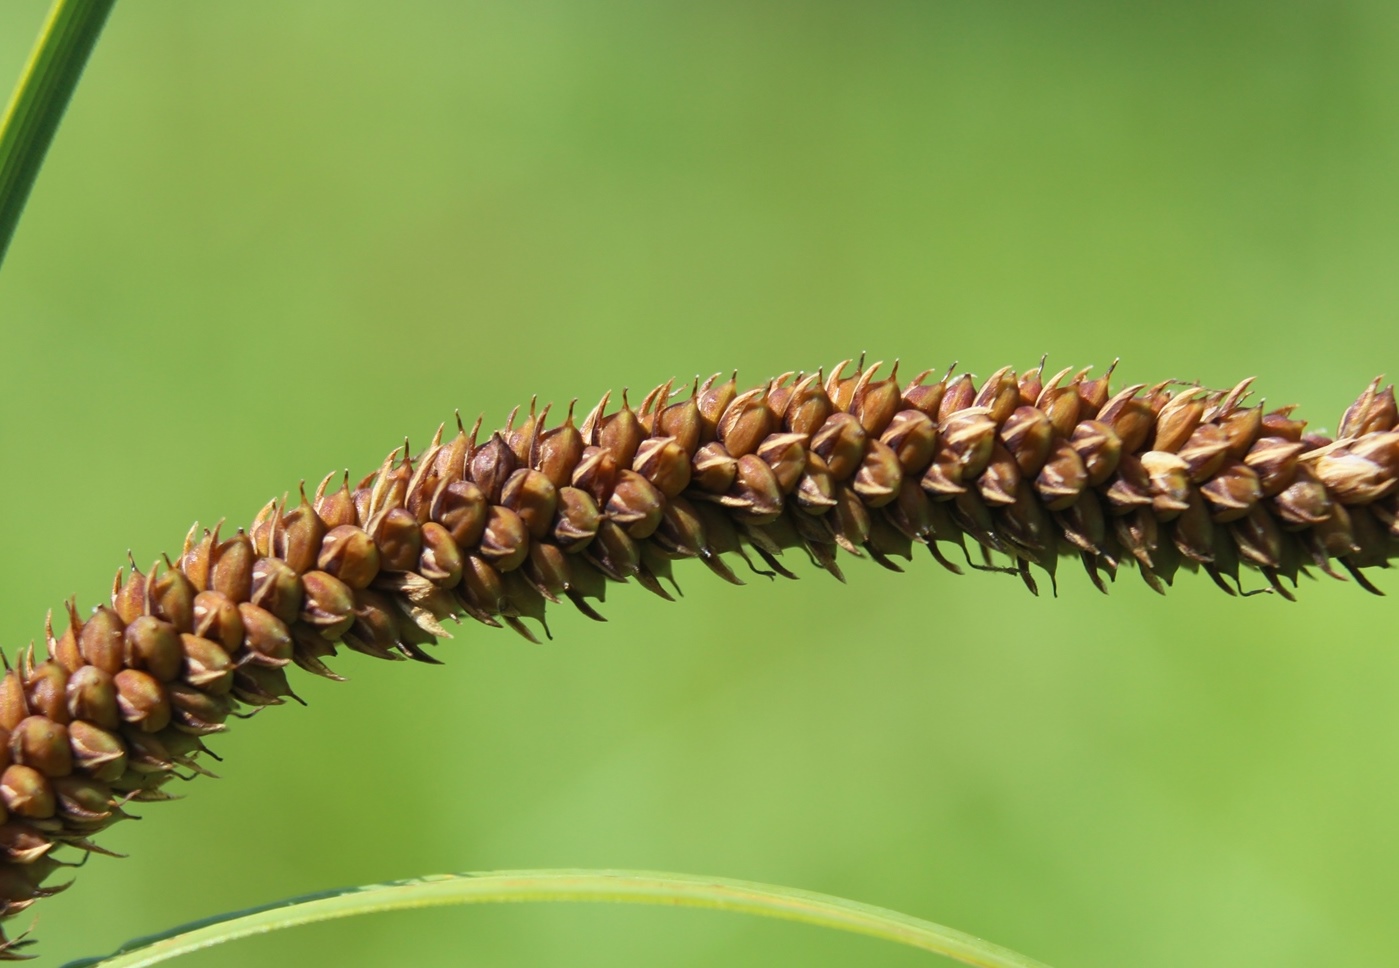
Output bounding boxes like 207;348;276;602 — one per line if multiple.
0;362;1394;958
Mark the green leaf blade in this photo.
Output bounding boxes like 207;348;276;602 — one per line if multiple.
0;0;116;268
63;869;1055;968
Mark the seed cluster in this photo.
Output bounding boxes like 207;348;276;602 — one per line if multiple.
1;359;1396;957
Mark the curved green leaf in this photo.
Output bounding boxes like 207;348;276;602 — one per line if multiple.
63;869;1055;968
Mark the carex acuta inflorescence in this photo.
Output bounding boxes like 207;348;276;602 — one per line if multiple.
0;358;1395;957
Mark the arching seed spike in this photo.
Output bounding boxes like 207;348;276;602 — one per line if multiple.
6;362;1399;961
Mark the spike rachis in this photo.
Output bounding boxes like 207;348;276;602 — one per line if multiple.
0;358;1396;958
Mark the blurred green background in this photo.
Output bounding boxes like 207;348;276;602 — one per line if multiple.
2;2;1398;965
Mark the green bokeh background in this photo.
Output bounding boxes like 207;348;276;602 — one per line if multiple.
2;2;1398;965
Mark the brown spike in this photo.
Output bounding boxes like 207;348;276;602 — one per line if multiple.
4;360;1399;959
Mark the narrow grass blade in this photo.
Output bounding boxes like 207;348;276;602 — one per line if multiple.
62;869;1054;968
0;0;116;267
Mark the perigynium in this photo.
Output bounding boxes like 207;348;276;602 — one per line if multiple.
0;358;1395;958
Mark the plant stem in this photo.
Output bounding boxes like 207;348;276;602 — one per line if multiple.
0;0;115;269
62;869;1055;968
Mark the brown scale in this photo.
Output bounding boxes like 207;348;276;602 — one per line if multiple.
0;360;1396;958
